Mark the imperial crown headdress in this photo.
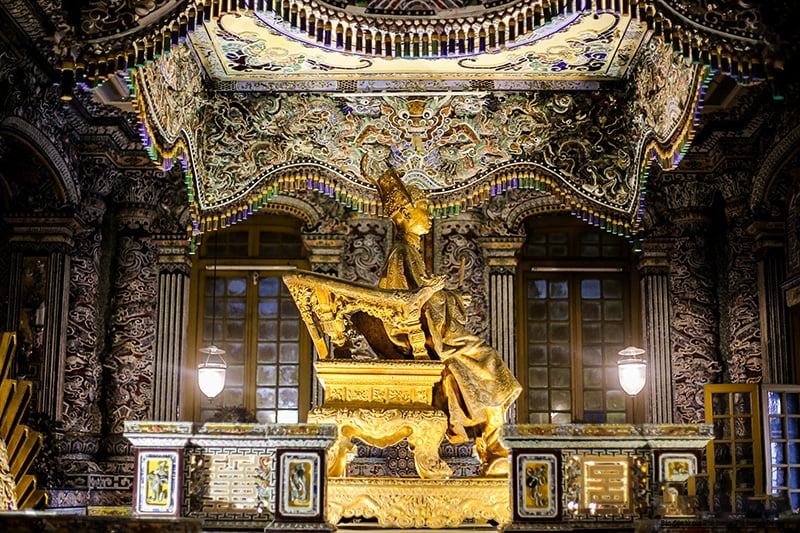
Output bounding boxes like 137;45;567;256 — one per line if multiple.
362;155;426;217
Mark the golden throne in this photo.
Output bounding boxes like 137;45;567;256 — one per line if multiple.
283;270;452;479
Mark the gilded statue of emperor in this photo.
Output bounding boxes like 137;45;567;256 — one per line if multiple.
285;157;521;476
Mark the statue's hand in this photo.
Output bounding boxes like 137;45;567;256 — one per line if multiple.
414;274;446;307
423;273;446;293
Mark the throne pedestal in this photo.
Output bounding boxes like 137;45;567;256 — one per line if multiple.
307;360;451;480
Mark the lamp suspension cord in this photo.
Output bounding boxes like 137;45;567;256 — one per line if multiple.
208;230;219;364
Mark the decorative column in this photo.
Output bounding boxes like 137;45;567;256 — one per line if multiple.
721;186;762;383
666;184;723;423
637;238;674;423
750;221;790;384
151;236;192;421
62;159;115;486
476;235;525;381
99;174;159;503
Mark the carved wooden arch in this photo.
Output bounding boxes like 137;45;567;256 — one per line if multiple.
751;122;800;211
0;117;79;206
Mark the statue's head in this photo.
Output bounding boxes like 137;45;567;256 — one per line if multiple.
370;163;431;236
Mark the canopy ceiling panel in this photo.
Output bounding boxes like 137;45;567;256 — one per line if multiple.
192;10;646;91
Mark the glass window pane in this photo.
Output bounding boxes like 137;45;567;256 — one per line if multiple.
280;321;300;340
582;322;601;340
549;301;569;320
528;280;547;299
712;393;729;415
606;390;626;411
529;389;547;407
550;390;571;411
603;300;623;321
528;301;547;318
226;343;245;364
227;277;247;296
582;301;601;320
259;300;278;318
259;277;280;297
550;345;570;366
257;411;276;423
529;367;548;388
548;232;568;243
580;245;599;257
735;417;752;439
277;410;299;423
789;418;800;439
280;299;300;318
257;366;276;386
552;412;571;424
528;344;547;365
583;367;603;388
787;394;799;414
528;323;547;341
604;323;624;343
279;388;298;408
258;320;278;340
550;368;571;388
789;442;800;464
256;388;276;408
581;279;601;299
549;323;570;342
225;320;245;340
258;343;277;363
772;442;785;464
733;392;751;414
279;344;299;363
549;280;568;299
583;345;602;366
227;301;246;318
279;365;298;386
583;391;603;411
602;279;622;298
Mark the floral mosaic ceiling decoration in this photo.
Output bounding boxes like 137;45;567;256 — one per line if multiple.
191;10;646;92
135;34;703;236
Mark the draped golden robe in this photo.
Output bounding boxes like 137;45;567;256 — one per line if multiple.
379;240;522;445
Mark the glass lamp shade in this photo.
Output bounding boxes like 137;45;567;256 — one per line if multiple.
617;346;647;396
198;345;227;399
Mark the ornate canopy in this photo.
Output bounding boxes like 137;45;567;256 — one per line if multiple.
37;0;781;236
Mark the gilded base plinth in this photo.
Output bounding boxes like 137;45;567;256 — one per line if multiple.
308;406;450;479
310;360;451;479
328;477;510;528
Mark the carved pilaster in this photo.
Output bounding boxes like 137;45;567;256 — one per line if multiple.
151;235;192;421
748;216;792;383
435;216;489;340
668;210;723;423
478;235;524;422
722;198;762;383
3;215;76;420
637;238;673;423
